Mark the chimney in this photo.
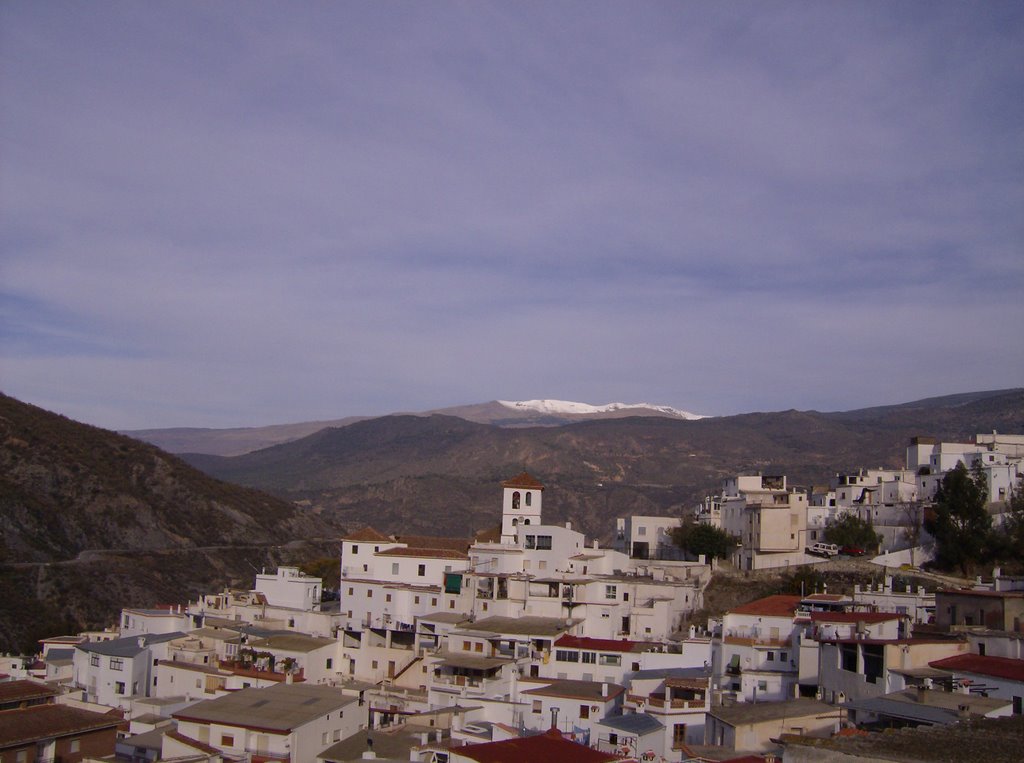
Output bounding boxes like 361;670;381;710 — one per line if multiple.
565;521;572;530
362;737;377;759
137;636;146;648
285;671;294;684
957;703;970;720
550;706;559;730
601;682;609;698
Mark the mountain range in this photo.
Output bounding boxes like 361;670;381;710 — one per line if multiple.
178;388;1024;544
3;387;1021;653
125;399;707;456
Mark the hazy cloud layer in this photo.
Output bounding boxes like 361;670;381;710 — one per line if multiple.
2;2;1022;428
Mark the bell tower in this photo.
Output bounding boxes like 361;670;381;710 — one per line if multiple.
500;471;544;544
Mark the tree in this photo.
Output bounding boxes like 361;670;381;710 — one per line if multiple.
824;513;881;551
924;461;991;575
993;474;1024;569
670;520;737;560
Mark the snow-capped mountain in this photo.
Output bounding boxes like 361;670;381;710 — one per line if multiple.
497;399;707;420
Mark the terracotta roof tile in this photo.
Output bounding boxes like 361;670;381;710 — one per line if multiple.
501;471;545;490
929;653;1024;683
728;594;802;617
377;547;469;559
0;704;121;746
554;634;646;653
343;526;392;542
453;727;617;762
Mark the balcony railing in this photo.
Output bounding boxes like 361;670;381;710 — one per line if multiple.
627;693;706;710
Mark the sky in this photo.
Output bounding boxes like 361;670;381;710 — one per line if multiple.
1;2;1022;430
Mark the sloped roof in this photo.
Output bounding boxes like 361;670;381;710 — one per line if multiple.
377;547;469;560
77;631;186;657
343;526;392;542
501;472;545;490
173;683;355;732
929;653;1024;683
0;704;121;745
0;680;58;705
522;679;625;702
727;595;802;617
452;728;616;763
554;634;646;653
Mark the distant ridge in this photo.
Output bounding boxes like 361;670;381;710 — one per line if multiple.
126;398;708;455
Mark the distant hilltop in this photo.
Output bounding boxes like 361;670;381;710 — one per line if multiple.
497;399;706;420
125;398;709;456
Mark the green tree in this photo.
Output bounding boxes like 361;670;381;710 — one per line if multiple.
670;520;737;560
924;461;991;574
824;513;881;551
993;474;1024;568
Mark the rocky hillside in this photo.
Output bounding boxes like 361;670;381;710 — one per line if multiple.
0;393;345;652
182;389;1024;544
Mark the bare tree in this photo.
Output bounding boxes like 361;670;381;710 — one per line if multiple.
900;501;925;567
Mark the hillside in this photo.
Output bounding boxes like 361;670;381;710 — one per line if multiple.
181;389;1024;544
0;393;344;652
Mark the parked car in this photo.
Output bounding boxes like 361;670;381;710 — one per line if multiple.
805;542;839;558
841;546;866;556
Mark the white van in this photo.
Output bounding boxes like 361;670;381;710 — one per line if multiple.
806;542;839;558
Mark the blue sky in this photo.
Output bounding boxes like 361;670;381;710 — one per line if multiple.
2;2;1022;429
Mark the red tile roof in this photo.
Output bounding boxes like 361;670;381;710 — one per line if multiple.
501;471;545;490
343;526;392;542
929;653;1024;683
0;704;121;746
0;680;58;705
377;547;469;559
453;728;617;762
810;612;902;624
554;634;645;653
728;595;802;617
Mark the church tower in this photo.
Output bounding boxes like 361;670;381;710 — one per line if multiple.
500;471;544;544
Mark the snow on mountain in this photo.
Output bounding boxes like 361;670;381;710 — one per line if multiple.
497;399;707;420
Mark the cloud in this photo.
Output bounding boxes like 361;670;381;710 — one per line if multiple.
1;1;1021;428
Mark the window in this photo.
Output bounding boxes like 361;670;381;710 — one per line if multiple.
758;680;768;691
605;585;617;599
638;526;646;536
414;596;420;604
392;563;400;575
463;640;472;651
418;564;426;577
69;740;80;754
386;594;392;602
449;600;456;609
512;491;521;509
780;652;788;662
221;734;234;747
367;589;372;598
348;587;354;595
599;654;621;666
532;699;542;713
90;654;100;667
579;704;590;719
767;652;775;661
115;681;126;695
432;598;438;606
110;658;124;671
556;650;580;662
326;658;333;669
352;544;359;554
525;535;536;549
582;652;596;664
840;643;858;673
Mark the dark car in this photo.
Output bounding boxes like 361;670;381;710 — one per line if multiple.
841;546;866;556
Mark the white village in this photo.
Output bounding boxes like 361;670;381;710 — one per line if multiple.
3;432;1024;763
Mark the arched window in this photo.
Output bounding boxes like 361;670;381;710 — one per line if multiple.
525;492;532;507
512;518;519;526
524;519;530;525
512;491;520;510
